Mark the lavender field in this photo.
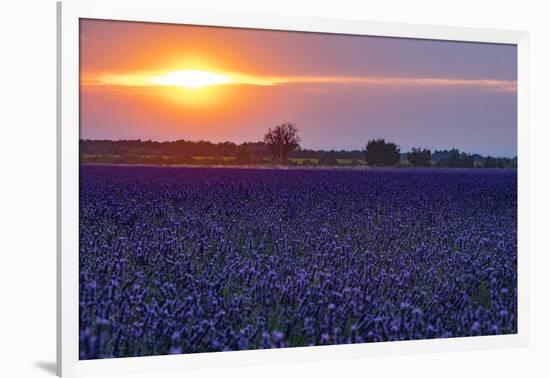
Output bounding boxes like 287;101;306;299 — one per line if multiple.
79;166;517;359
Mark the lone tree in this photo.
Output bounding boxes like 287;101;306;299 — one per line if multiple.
264;122;301;162
408;148;432;167
364;139;400;166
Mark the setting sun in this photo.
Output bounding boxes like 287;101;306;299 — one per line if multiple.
149;70;233;89
80;18;517;157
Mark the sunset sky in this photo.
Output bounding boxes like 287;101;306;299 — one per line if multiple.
80;19;517;157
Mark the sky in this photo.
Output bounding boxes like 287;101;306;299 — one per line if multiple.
80;19;517;157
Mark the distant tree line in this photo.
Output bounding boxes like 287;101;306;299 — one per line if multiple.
434;148;475;168
408;148;432;167
362;139;515;168
479;155;516;168
431;149;516;168
80;139;243;158
80;123;516;168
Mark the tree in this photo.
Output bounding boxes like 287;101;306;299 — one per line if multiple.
263;122;301;162
461;154;475;168
408;148;432;167
446;149;462;167
364;139;400;166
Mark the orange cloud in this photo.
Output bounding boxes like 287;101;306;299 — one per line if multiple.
82;69;517;93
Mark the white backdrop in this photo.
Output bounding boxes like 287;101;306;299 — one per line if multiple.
0;0;548;377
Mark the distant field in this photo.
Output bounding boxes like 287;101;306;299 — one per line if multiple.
289;158;319;165
80;154;367;166
80;154;516;169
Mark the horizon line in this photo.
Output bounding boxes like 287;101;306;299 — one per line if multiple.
79;138;517;158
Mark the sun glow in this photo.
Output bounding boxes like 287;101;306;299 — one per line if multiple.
84;70;517;93
149;70;233;89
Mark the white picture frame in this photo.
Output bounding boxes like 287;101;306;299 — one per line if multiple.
57;0;530;376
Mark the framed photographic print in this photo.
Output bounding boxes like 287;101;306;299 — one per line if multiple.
57;0;529;376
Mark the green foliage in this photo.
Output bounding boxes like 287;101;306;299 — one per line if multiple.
79;136;515;169
364;139;401;166
408;148;432;167
436;149;475;168
484;156;515;168
472;280;491;309
234;146;256;165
